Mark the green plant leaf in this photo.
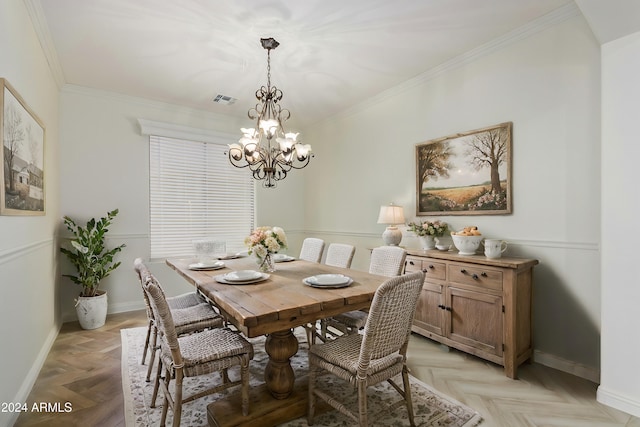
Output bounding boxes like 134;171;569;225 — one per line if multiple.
59;209;126;297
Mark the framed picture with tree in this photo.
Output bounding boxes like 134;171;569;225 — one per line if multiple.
415;122;512;216
1;78;45;215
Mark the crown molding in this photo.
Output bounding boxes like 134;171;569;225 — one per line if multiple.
23;0;66;89
317;2;582;127
60;84;242;127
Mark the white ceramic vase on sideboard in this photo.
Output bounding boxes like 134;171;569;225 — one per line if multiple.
419;235;436;250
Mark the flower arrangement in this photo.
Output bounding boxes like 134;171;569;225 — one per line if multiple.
407;219;448;237
245;226;287;271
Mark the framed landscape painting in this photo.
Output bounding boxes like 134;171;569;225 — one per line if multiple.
415;122;512;216
1;78;45;215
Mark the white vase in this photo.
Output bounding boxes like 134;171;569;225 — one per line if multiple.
419;235;436;250
75;290;108;330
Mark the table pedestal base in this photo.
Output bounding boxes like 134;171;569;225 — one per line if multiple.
207;376;329;427
264;329;298;399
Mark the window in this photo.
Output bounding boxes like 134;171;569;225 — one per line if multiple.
149;135;254;259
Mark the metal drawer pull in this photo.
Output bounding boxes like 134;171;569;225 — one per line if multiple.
472;273;479;280
481;272;487;277
438;304;446;310
428;264;434;269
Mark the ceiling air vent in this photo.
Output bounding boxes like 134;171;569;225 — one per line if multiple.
213;94;237;105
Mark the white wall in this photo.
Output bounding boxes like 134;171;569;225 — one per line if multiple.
6;0;637;422
58;86;307;321
302;14;603;379
598;31;640;417
0;1;60;426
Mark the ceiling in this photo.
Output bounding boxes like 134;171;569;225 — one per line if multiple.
31;0;580;127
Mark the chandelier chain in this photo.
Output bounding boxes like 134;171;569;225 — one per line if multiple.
266;48;271;89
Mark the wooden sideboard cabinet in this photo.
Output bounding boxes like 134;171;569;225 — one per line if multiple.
404;249;538;379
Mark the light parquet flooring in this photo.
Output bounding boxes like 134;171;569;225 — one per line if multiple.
406;337;640;427
14;310;148;427
14;309;640;427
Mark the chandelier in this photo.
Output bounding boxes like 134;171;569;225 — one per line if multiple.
227;37;312;188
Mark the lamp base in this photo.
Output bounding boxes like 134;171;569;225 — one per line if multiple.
382;226;402;246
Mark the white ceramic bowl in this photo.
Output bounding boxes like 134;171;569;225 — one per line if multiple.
451;234;484;255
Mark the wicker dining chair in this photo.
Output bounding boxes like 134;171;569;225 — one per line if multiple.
133;258;224;382
299;237;325;263
322;246;407;339
324;243;356;268
368;245;408;276
308;271;425;427
143;273;254;427
306;243;356;344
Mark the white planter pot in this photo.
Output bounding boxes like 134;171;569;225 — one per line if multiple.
75;290;108;330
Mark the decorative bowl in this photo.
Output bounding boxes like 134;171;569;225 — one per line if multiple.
451;234;483;255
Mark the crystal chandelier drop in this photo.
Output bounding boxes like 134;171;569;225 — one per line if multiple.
227;38;312;188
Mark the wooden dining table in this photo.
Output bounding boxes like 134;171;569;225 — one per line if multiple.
165;256;389;427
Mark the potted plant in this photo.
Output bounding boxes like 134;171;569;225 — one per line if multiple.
60;209;126;329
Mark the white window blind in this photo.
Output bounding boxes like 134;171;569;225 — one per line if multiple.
149;135;255;259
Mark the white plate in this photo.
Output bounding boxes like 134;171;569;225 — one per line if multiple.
224;270;262;282
306;274;351;286
303;278;353;289
215;273;270;285
188;261;225;270
217;252;245;260
273;254;295;262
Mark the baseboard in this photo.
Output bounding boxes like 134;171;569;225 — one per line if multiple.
61;301;146;323
533;349;600;383
8;323;60;426
108;300;146;314
597;385;640;418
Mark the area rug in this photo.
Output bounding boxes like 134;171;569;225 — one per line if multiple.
121;327;482;426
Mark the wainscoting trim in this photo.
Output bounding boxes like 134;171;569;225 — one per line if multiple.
302;229;599;252
0;238;53;266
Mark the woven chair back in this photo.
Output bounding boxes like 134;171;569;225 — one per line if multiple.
359;271;424;367
142;274;183;367
134;258;152;314
325;243;356;268
369;246;407;276
299;237;325;263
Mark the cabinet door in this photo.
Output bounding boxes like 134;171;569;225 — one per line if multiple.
446;287;503;356
413;282;444;336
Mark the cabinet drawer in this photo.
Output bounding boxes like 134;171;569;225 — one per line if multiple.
405;257;423;273
405;257;446;281
448;263;503;290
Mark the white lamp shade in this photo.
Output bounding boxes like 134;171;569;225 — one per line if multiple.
377;204;405;225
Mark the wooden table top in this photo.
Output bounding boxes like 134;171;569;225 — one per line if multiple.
166;257;388;337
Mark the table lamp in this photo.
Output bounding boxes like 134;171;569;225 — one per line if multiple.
377;203;405;246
